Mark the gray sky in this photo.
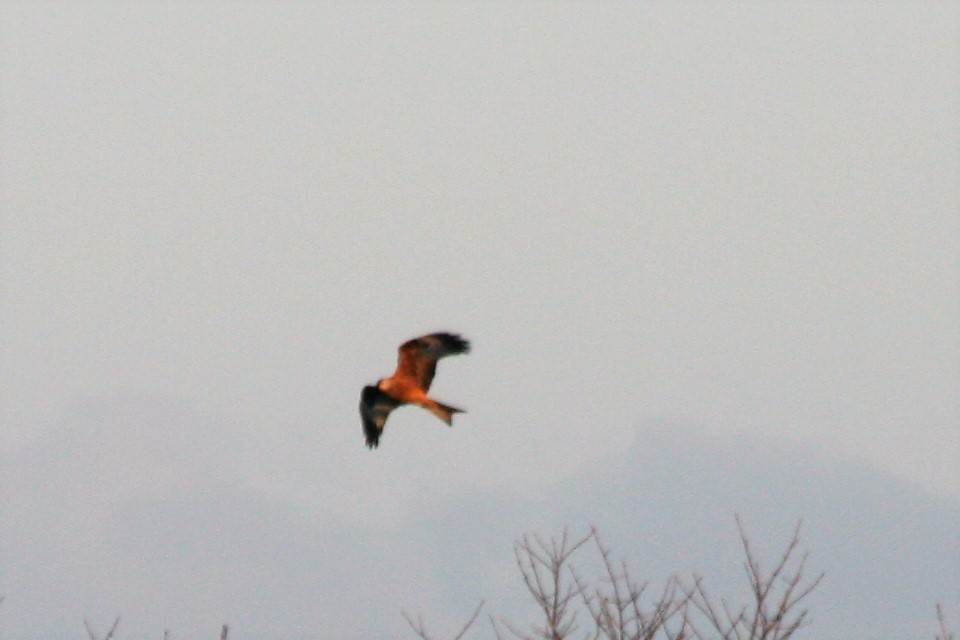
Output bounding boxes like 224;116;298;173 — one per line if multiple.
2;3;958;639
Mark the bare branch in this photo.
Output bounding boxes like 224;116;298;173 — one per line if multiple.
403;611;433;640
496;528;594;639
568;528;694;640
937;604;956;640
452;602;487;640
105;617;121;640
404;601;485;640
84;617;120;640
683;518;822;640
413;518;826;640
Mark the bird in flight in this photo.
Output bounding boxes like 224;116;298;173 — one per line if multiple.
359;332;471;448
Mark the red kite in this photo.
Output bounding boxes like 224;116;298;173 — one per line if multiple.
360;332;470;448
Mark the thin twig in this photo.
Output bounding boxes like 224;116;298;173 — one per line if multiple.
937;604;956;640
84;617;120;640
404;601;485;640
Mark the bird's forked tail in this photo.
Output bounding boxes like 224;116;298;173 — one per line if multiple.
424;399;464;425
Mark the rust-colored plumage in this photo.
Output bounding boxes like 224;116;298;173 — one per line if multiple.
359;332;470;448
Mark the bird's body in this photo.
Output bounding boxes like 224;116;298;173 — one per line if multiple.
359;332;470;448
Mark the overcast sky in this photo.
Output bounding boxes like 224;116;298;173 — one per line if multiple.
2;3;958;639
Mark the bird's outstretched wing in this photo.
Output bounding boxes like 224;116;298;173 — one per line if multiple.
359;385;402;448
393;332;470;392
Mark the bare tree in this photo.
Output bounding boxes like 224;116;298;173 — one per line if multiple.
680;517;823;640
407;518;822;640
492;529;594;640
571;528;692;640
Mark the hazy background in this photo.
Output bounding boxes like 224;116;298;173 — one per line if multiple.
2;3;958;639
